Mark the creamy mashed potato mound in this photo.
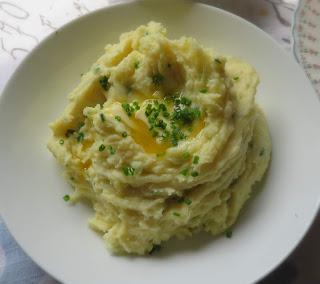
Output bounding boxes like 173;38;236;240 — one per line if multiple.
48;22;271;255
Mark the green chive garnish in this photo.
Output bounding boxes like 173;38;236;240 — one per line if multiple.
123;166;135;176
193;155;199;164
99;75;111;91
99;144;105;152
122;132;128;138
100;113;106;122
77;132;84;142
134;61;139;69
94;66;101;74
63;195;70;202
191;171;199;177
108;145;116;155
180;168;189;176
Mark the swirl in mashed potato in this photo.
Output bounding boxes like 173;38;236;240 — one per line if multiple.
48;22;271;255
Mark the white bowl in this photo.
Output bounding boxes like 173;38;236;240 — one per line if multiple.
0;1;320;283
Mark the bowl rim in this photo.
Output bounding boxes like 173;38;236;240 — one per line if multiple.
291;0;303;63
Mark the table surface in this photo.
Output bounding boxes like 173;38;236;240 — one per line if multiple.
0;0;319;283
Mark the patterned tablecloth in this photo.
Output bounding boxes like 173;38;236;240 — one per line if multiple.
1;0;319;283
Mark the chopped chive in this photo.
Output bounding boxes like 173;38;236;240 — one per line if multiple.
99;144;105;152
99;75;111;91
115;115;121;122
94;66;101;74
214;58;222;64
77;132;84;142
171;127;186;147
173;212;181;217
163;111;170;118
200;88;208;93
122;103;132;117
259;148;265;156
122;101;139;117
180;97;192;106
155;119;167;129
145;103;153;117
180;168;189;176
172;103;201;125
193;155;199;164
132;101;140;110
233;76;239;81
191;171;199;177
184;198;192;205
159;103;167;111
225;230;233;238
100;113;106;122
63;194;70;202
143;97;202;147
122;132;128;138
134;61;140;69
108;145;116;155
123;166;135;176
59;139;64;145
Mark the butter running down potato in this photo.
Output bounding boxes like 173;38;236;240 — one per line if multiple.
48;22;271;255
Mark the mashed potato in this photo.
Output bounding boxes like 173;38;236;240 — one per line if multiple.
48;22;271;255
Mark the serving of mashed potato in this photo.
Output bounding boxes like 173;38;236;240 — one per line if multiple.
48;22;271;255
